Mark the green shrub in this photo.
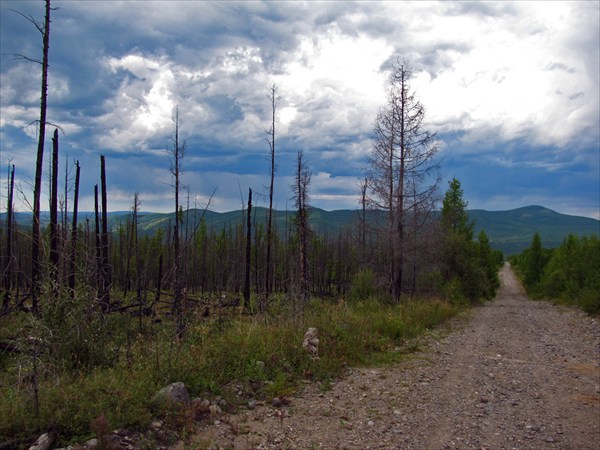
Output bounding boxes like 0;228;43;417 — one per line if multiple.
349;268;377;302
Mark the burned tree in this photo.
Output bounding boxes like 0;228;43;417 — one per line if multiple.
244;188;252;309
99;155;111;311
169;107;185;336
30;0;52;313
3;164;15;311
68;160;80;297
49;129;59;295
367;59;439;300
264;84;278;309
292;150;311;311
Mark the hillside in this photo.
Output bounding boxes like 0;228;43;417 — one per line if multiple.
5;205;598;256
468;206;599;255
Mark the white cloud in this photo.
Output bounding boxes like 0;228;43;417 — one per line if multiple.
410;1;598;148
97;54;175;150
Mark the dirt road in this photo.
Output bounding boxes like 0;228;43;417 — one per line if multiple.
188;263;600;449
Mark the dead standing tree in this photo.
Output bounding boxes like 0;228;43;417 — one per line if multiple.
68;160;80;297
244;188;252;310
3;165;15;311
292;150;311;314
169;107;185;337
264;84;278;311
25;0;53;314
49;129;59;296
367;59;439;300
98;155;111;311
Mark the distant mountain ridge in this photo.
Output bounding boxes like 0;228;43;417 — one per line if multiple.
4;205;598;255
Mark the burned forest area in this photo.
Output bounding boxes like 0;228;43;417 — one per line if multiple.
1;1;599;449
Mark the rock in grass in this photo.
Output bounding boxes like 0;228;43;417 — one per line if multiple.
302;327;319;358
28;431;56;450
150;382;190;412
271;397;282;407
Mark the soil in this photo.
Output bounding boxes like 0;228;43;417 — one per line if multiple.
182;263;600;449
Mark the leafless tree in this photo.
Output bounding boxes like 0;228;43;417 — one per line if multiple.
367;59;440;300
169;107;185;336
292;150;311;311
244;188;252;309
264;84;279;310
99;155;111;310
49;129;59;295
68;160;80;297
29;0;53;314
3;165;15;311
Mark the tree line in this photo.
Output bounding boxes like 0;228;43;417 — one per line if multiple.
511;232;600;314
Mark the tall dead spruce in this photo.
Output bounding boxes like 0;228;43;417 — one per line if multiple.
30;0;53;314
264;84;278;311
169;107;185;337
368;59;439;300
292;150;311;313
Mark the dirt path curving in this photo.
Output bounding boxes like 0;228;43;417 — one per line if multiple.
186;263;600;449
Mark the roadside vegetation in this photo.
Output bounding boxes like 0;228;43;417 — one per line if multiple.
1;289;461;446
511;232;600;314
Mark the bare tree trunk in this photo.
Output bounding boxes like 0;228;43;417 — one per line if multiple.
154;254;163;315
169;107;185;336
68;161;80;297
243;188;252;309
293;151;311;313
132;193;143;331
49;129;59;296
3;165;15;311
265;84;277;310
94;184;102;304
63;158;68;231
359;177;367;248
31;0;52;314
100;155;110;310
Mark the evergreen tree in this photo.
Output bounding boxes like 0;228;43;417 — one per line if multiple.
526;232;544;286
440;178;481;303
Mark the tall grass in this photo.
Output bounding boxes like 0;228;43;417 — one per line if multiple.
0;295;458;446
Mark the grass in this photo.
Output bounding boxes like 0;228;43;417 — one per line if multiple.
0;294;459;447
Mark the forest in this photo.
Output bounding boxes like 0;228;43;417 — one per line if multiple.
0;1;508;447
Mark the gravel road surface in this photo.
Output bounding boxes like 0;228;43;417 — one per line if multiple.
187;263;600;449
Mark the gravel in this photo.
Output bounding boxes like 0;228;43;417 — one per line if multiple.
183;263;600;449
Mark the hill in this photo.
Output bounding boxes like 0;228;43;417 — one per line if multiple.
4;205;598;256
468;205;599;255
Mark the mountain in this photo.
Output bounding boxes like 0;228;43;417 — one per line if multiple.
468;205;599;255
4;205;598;256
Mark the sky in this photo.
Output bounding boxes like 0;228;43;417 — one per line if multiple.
1;1;599;219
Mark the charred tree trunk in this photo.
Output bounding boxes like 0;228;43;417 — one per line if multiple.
243;188;252;309
169;108;184;336
49;129;59;295
100;155;110;310
293;151;311;312
31;0;52;314
68;161;80;297
265;84;277;309
3;165;15;311
94;184;102;304
153;254;163;315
